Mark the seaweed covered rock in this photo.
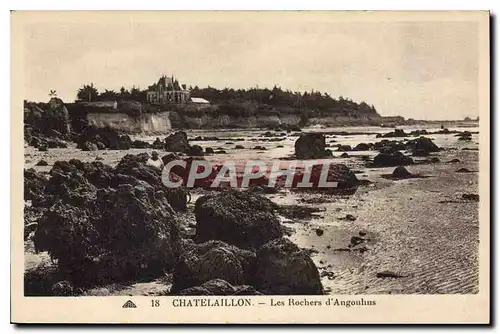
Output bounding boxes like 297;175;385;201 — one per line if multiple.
24;264;62;296
34;184;181;287
114;153;190;211
44;166;97;207
194;190;283;249
336;144;352;152
177;279;262;296
45;98;71;135
172;240;256;292
280;163;359;193
131;140;151;149
374;140;407;152
24;99;72;148
294;133;329;159
391;166;416;179
165;131;190;152
354;143;372;151
47;138;68;148
373;149;414;167
253;238;323;295
380;129;407;138
457;131;472;141
152;137;164;149
76;126;131;150
406;137;440;156
186;145;204;156
81;142;98;151
51;280;74;296
24;168;49;201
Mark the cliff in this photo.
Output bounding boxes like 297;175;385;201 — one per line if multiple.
36;99;386;134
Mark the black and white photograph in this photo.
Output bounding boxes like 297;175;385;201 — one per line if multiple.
11;10;490;324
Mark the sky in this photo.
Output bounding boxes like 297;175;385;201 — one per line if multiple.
17;11;484;120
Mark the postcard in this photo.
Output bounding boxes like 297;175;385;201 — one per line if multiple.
11;10;490;324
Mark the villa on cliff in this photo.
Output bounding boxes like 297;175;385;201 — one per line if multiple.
146;75;191;104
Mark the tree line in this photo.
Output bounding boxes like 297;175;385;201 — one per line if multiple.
75;83;378;116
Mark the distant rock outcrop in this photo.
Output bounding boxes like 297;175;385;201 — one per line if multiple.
294;133;331;159
373;149;414;167
406;137;440;156
165;131;190;152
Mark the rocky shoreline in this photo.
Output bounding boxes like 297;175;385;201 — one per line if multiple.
23;99;480;296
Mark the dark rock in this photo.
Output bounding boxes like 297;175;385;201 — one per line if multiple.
24;265;61;296
294;133;329;159
77;126;130;150
195;190;283;250
462;193;479;202
376;271;406;278
456;168;473;173
82;141;98;151
172;241;256;292
381;129;407;138
455;131;472;137
428;157;440;163
51;280;74;296
34;184;181;287
47;138;67;148
315;228;324;237
114;153;190;211
340;152;349;158
345;214;356;221
349;236;364;246
409;129;428;136
336;145;352;152
131;140;151;149
354;143;372;151
36;160;49;166
42;98;72;135
29;136;44;148
406;137;440;155
373;150;414;167
253;146;266;150
96;141;106;150
446;159;461;163
253;238;323;295
457;132;472;141
374;140;407;152
205;147;214;154
214;150;227;154
165;131;190;152
391;166;416;179
38;142;48;151
235;145;245;149
24;168;48;201
116;135;132;150
280;163;359;193
152;137;164;149
186;145;204;156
